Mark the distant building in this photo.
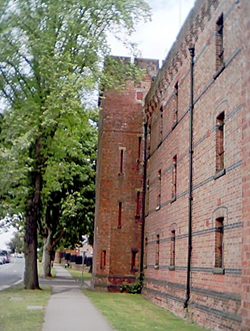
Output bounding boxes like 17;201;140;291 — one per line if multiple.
92;0;250;330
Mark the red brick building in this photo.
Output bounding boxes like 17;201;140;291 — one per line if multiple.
92;57;159;290
92;0;250;330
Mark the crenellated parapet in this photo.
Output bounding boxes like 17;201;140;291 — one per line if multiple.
145;0;220;119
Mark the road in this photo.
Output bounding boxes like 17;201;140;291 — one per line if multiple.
0;257;25;290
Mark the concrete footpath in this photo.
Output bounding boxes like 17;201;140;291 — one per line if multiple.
41;264;115;331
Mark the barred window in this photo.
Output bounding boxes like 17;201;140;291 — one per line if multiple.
216;14;224;71
215;218;224;268
216;112;225;173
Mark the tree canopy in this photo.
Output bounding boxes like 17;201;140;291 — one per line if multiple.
0;0;151;288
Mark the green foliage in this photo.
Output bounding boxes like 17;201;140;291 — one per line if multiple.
120;272;144;294
0;0;151;286
7;230;25;253
100;56;146;92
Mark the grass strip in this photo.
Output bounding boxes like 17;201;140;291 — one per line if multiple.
65;266;92;281
83;290;208;331
0;285;50;331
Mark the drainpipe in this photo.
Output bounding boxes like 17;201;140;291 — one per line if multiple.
140;122;147;277
184;45;195;309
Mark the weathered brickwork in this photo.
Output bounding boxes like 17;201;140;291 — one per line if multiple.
92;57;159;290
93;0;250;330
241;0;250;330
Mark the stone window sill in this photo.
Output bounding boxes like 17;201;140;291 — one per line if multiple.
214;168;226;180
212;267;225;274
171;196;176;203
213;63;225;80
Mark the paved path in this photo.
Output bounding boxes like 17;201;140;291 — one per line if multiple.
41;264;115;331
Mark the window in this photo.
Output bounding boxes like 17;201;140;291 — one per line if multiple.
172;155;177;201
101;250;106;269
216;112;225;174
155;235;160;269
119;149;124;174
135;190;140;219
144;238;148;269
159;106;163;144
147;124;151;158
156;170;161;210
118;202;122;228
136;91;143;101
215;14;224;71
145;179;149;215
170;230;176;269
137;136;142;162
215;218;224;268
131;249;138;273
173;82;178;127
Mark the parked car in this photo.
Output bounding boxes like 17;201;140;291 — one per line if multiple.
0;250;10;263
0;255;5;265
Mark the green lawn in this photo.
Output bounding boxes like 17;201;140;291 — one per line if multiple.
66;266;92;281
83;290;208;331
66;267;207;331
0;285;50;331
0;267;207;331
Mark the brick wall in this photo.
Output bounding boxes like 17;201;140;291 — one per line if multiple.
143;0;244;330
241;0;250;330
92;58;159;290
93;0;250;330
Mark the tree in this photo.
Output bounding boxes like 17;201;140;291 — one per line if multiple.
40;110;97;277
7;231;25;254
0;0;151;289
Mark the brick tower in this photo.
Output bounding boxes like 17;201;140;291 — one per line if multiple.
92;57;159;290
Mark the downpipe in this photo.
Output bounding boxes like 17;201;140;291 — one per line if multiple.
184;45;195;309
140;122;147;279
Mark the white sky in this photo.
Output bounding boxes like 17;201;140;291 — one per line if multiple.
109;0;195;61
0;226;16;250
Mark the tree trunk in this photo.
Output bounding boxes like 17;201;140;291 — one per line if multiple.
24;144;42;290
24;208;40;289
42;229;53;277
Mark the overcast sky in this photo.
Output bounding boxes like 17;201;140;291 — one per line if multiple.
109;0;195;61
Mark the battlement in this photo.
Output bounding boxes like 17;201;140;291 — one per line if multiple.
104;55;160;80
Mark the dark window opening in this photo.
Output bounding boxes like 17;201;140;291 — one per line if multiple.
216;14;224;71
155;235;160;268
173;82;178;126
216;112;225;173
146;179;149;215
137;136;142;162
101;250;106;269
136;191;140;219
131;249;138;272
147;124;151;158
118;202;122;228
170;230;176;268
172;155;177;201
119;149;124;174
156;170;161;209
215;217;224;268
159;106;163;143
144;238;148;268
